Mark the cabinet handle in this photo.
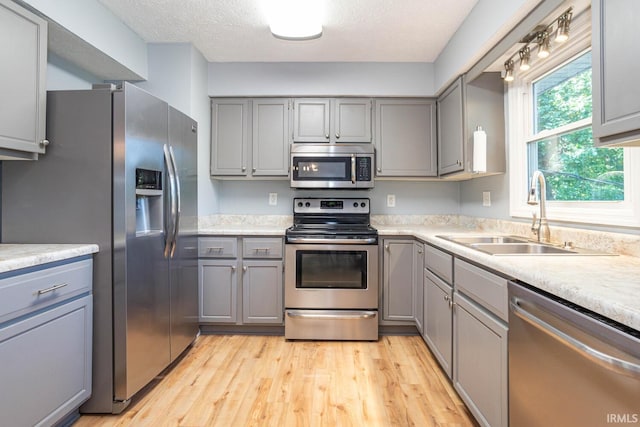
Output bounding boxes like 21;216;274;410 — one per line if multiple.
39;139;50;147
253;248;271;252
418;249;423;254
243;266;247;272
252;168;256;173
336;133;340;139
184;246;197;251
377;168;381;173
35;282;68;295
231;266;236;272
242;166;247;172
443;295;449;302
325;134;330;139
207;247;224;252
385;244;389;251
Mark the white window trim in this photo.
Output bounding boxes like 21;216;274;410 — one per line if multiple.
507;9;640;228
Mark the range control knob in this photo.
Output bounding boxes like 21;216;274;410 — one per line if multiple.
305;202;311;207
353;202;359;208
297;202;303;207
361;202;366;208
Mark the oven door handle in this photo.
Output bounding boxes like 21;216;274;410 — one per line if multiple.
286;237;378;245
287;310;377;320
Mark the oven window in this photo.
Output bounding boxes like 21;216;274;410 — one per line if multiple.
296;250;367;289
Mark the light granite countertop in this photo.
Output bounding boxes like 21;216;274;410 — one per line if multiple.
377;225;640;332
0;244;99;274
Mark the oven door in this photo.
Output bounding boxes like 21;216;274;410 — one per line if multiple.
285;243;379;310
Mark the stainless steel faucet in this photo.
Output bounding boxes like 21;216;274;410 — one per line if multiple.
527;170;551;243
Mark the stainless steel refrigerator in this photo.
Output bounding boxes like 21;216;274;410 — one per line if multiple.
1;83;199;413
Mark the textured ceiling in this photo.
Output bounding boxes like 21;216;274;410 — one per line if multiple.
97;0;479;62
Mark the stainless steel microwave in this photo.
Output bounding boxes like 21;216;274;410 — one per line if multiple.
290;144;375;189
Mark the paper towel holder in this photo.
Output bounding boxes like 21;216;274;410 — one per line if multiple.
473;126;487;173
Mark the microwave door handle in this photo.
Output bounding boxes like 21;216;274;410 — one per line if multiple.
351;155;356;184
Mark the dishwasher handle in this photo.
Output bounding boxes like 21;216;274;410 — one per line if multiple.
510;299;640;379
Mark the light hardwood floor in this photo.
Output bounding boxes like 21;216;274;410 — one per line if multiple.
75;335;476;427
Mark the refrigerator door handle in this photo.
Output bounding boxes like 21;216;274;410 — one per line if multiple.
163;144;177;258
169;146;181;258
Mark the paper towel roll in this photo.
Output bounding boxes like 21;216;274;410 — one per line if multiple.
473;126;487;173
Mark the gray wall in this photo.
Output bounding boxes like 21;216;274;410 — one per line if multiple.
47;53;101;90
209;62;435;97
216;180;460;215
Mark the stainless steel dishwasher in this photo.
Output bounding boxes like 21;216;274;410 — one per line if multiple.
509;281;640;427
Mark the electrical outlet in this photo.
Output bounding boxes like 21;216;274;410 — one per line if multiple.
482;191;491;207
269;193;278;206
387;194;396;208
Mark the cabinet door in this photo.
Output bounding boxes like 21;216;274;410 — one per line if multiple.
423;269;453;378
383;240;415;321
252;98;290;176
199;259;238;322
0;295;92;427
242;260;283;324
293;99;331;142
438;78;465;175
211;99;249;175
333;98;372;143
0;0;47;158
454;292;508;427
414;242;425;333
592;0;640;146
374;99;437;177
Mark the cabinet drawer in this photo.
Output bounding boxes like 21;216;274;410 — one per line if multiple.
425;244;453;283
198;237;237;258
454;259;508;322
0;258;92;324
242;238;283;258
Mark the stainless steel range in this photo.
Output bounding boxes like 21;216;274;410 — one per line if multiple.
284;197;379;341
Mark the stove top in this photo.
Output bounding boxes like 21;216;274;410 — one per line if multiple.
286;197;377;244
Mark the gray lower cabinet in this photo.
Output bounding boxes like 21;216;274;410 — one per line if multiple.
453;258;508;427
0;258;93;427
423;268;453;378
242;260;283;323
382;239;416;321
211;98;290;177
374;99;437;177
199;237;283;325
437;73;505;179
592;0;640;146
0;0;48;159
413;242;425;333
199;259;239;323
293;98;372;143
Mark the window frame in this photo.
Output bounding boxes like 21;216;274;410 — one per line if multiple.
507;10;640;228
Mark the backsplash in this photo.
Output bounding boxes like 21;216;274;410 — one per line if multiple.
197;214;640;257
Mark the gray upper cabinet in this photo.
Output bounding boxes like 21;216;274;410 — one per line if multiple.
374;99;437;177
293;98;372;143
0;0;47;160
437;74;505;179
211;98;290;178
211;99;250;176
437;78;465;175
252;99;290;176
592;0;640;146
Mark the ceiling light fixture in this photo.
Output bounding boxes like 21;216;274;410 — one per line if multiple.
266;0;323;41
504;60;515;82
518;47;531;71
555;11;572;43
537;31;551;58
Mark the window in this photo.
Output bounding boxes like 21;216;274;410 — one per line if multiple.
528;51;624;203
508;10;640;227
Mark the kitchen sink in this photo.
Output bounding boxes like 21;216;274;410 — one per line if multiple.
436;235;614;256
